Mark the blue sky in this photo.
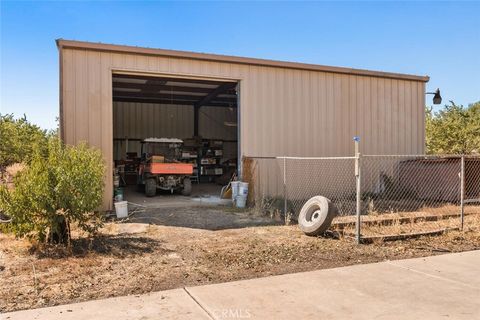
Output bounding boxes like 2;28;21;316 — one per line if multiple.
1;1;479;129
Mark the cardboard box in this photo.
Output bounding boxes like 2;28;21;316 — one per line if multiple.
201;158;217;165
184;137;202;147
151;155;165;163
203;168;216;175
182;152;197;159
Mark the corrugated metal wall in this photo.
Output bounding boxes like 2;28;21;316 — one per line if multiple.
113;102;193;140
60;47;426;210
112;101;237;160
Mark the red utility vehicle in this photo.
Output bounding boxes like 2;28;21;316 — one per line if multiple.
137;138;193;197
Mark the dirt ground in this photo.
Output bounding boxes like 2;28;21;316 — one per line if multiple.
1;207;480;313
125;205;281;230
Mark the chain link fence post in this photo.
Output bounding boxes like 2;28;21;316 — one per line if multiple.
354;137;361;244
460;155;465;230
355;154;362;244
283;157;287;216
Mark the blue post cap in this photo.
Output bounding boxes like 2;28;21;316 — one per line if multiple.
353;136;360;142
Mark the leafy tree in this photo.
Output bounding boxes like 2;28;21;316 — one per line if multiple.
0;137;105;244
0;114;49;167
426;101;480;154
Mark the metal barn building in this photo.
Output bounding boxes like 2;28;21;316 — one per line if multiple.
57;39;429;210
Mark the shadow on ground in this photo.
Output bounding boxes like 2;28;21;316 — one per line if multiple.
33;235;169;259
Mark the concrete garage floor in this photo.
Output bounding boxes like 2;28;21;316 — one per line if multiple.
120;183;280;230
124;183;229;208
6;250;480;320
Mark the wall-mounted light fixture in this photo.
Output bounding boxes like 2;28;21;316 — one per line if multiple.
426;88;442;105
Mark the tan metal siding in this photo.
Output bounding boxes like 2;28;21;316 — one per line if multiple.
58;40;429;82
111;102;237;160
61;47;426;210
112;102;236;141
198;106;237;140
113;102;193;140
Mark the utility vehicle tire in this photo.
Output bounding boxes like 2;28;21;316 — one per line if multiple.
145;178;156;197
298;196;338;236
181;178;192;196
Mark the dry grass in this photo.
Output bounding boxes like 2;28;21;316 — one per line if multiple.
1;218;480;313
332;206;480;240
242;157;256;207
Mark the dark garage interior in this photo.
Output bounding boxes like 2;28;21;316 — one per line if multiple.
111;73;239;204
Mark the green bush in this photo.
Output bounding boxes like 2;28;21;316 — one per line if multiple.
0;114;49;167
0;137;105;244
426;101;480;154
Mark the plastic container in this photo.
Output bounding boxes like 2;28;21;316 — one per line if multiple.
236;194;247;208
113;175;120;188
231;181;240;202
114;201;128;218
114;187;124;202
238;182;249;196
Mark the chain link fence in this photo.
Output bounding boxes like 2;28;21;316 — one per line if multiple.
244;154;480;242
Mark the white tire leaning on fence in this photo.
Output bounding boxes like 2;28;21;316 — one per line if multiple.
298;196;338;236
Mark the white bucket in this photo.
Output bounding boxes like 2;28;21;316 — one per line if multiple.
114;201;128;218
236;194;247;208
231;181;240;202
238;182;249;196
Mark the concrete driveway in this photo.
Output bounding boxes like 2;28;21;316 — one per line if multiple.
3;250;479;320
123;183;228;208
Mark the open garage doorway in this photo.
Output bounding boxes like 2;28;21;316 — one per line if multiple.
112;73;239;212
